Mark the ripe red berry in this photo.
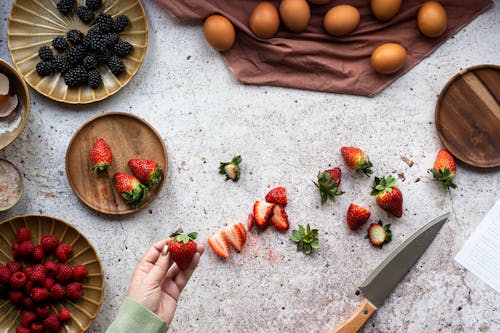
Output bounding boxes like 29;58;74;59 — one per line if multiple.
41;235;60;252
16;326;30;333
43;314;61;331
30;287;49;302
55;263;73;283
24;265;33;279
66;282;83;299
16;227;31;242
22;296;34;309
11;241;20;258
10;271;27;289
32;245;45;262
18;241;35;257
20;310;37;328
0;265;11;284
6;260;22;273
35;305;50;319
73;264;88;281
44;260;58;276
42;276;55;290
58;307;72;322
50;283;65;300
9;290;23;304
30;264;47;283
24;280;34;294
55;243;72;262
30;322;44;333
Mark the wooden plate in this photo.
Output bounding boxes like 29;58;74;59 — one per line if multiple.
7;0;148;104
66;112;167;214
435;64;500;168
0;215;104;333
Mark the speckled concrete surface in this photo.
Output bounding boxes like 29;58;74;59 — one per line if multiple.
1;1;499;332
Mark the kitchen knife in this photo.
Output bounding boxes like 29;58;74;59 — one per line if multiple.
332;212;451;333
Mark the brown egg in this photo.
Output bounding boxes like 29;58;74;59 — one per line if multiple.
370;43;407;74
249;2;280;39
203;15;236;51
323;5;360;37
370;0;402;21
307;0;330;4
279;0;311;33
418;1;447;38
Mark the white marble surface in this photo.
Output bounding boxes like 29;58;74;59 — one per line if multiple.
1;1;499;332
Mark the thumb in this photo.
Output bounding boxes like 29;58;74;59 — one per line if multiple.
146;243;172;285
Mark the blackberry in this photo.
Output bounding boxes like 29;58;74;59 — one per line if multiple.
103;32;119;47
83;55;98;70
85;0;102;11
64;66;87;87
66;45;87;65
107;56;125;76
36;61;54;76
38;46;53;61
113;41;133;57
96;49;112;65
57;0;75;15
53;55;71;74
87;26;101;36
52;36;68;52
87;70;102;89
113;15;129;32
67;29;84;45
97;14;114;33
75;6;95;24
84;34;106;53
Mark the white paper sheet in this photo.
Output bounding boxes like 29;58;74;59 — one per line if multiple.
455;198;500;293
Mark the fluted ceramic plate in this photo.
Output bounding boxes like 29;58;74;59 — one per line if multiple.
0;215;104;332
7;0;148;104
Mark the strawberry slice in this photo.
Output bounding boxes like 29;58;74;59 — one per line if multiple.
208;232;230;259
253;200;275;228
270;205;290;232
223;223;247;252
265;187;287;206
247;214;255;230
367;221;392;248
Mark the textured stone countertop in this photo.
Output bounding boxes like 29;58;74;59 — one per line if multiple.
1;1;499;332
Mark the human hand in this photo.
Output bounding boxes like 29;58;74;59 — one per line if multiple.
127;238;204;324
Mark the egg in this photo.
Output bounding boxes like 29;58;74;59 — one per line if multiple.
249;2;280;39
203;15;236;51
279;0;311;33
370;0;402;21
307;0;330;4
370;43;407;74
323;5;360;37
418;1;447;38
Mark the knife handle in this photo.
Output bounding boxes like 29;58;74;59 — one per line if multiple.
331;298;377;333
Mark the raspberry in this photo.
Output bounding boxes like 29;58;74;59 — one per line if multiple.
16;227;31;242
10;271;27;289
45;260;58;276
22;296;34;309
66;282;83;299
32;245;45;263
0;265;11;283
24;280;34;294
58;307;72;322
41;235;59;252
72;264;88;281
18;241;35;257
55;243;72;262
7;260;22;273
30;322;44;333
30;287;49;302
12;241;20;258
21;310;37;328
24;265;33;279
55;263;73;282
43;314;61;332
42;276;55;290
35;305;50;319
9;290;23;304
50;283;65;300
30;265;47;283
16;326;30;333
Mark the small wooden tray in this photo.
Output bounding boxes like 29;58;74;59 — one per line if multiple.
435;64;500;168
66;112;167;214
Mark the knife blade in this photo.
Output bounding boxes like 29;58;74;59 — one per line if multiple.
332;212;450;333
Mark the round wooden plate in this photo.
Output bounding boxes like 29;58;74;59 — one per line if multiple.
66;112;168;214
0;215;104;333
7;0;148;104
435;64;500;168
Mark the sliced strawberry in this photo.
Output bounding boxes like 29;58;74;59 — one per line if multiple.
208;232;230;259
265;187;287;206
253;200;275;228
270;205;290;232
247;214;255;230
234;222;247;244
223;223;247;252
367;221;392;248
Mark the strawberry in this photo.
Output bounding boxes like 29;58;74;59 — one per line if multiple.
428;149;457;190
128;158;162;188
219;155;242;181
32;245;45;263
50;284;66;300
265;187;287;206
247;214;255;230
314;168;344;204
21;310;37;328
223;223;247;252
16;227;31;242
0;265;11;284
270;205;290;232
208;231;230;259
31;287;49;302
291;224;319;255
10;271;27;289
55;243;73;262
169;231;198;271
73;264;88;281
90;138;112;173
341;146;373;176
371;175;403;218
30;265;46;283
113;172;147;207
65;282;83;299
367;221;392;248
346;204;371;231
41;235;59;252
55;263;73;283
30;322;44;333
58;308;72;322
43;314;61;331
253;200;275;228
18;241;35;257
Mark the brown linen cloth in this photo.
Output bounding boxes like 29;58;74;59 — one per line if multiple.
154;0;492;96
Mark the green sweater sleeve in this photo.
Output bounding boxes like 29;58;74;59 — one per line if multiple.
106;297;169;333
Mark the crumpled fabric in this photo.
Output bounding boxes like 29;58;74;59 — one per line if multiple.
154;0;492;96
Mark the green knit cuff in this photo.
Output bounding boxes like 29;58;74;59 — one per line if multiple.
106;297;169;333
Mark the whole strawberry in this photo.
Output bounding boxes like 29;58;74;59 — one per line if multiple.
128;158;163;188
346;204;371;231
371;175;403;218
341;146;373;176
90;138;112;173
314;167;344;204
169;231;198;271
428;149;457;190
113;172;147;207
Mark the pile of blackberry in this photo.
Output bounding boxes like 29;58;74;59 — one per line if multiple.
35;0;133;89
